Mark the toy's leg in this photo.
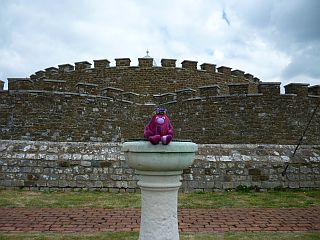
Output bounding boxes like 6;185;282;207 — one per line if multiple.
161;135;172;145
149;135;161;145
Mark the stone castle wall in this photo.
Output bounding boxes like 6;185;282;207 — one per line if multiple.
0;82;319;144
0;140;319;191
0;57;319;191
4;58;260;96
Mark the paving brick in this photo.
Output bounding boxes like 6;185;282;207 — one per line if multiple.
0;207;319;233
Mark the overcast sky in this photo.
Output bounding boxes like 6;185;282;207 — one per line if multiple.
0;0;319;90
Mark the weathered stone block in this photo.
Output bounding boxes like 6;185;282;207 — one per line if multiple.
248;169;261;176
181;60;197;70
161;59;176;68
284;83;309;96
100;160;113;168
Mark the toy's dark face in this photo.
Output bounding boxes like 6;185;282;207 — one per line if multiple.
152;114;169;126
155;115;166;125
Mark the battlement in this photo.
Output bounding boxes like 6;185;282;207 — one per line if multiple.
258;82;281;96
138;57;153;68
198;85;220;97
93;59;110;69
75;61;92;70
58;64;74;72
1;57;318;145
284;83;310;97
201;63;216;72
45;67;58;74
0;80;4;90
161;59;176;68
217;66;231;75
309;85;320;96
115;58;131;67
228;83;249;95
5;78;320;104
4;57;265;100
8;78;33;90
25;57;259;77
4;81;319;106
1;83;319;144
181;60;198;70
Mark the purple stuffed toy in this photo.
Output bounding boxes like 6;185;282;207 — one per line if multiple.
144;107;174;145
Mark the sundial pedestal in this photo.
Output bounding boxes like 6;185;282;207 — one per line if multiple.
122;141;198;240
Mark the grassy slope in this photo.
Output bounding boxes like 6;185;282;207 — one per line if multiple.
0;189;319;209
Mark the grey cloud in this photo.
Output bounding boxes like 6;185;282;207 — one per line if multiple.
228;0;320;83
232;0;274;28
271;0;320;82
271;0;320;43
282;44;320;79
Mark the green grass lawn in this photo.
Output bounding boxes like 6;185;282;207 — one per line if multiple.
0;189;319;209
0;232;319;240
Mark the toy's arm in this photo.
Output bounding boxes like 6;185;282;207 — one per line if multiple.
144;125;153;138
168;123;174;136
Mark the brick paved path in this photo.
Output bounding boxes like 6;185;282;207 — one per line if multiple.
0;208;319;233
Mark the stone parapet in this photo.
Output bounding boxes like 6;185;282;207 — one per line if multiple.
115;58;131;67
138;58;153;68
198;85;220;97
228;83;249;95
258;82;281;96
309;85;320;96
1;87;319;144
200;63;216;72
5;58;261;97
0;80;4;90
217;66;231;75
75;61;92;71
161;59;176;68
285;83;310;97
93;59;110;69
58;64;74;72
181;60;198;70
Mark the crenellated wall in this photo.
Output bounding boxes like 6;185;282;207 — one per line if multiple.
6;57;260;99
0;58;319;144
0;84;319;144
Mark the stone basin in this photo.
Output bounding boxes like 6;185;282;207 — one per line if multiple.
122;141;198;173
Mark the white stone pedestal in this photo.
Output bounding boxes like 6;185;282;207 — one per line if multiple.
122;141;198;240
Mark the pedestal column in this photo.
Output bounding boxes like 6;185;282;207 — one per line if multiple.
138;172;181;240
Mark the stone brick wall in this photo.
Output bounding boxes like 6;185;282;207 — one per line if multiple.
1;58;319;192
0;140;131;192
183;144;320;191
1;58;319;144
7;58;260;97
1;86;319;144
1;140;319;191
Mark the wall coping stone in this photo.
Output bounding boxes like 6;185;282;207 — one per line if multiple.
43;79;67;83
8;78;33;82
